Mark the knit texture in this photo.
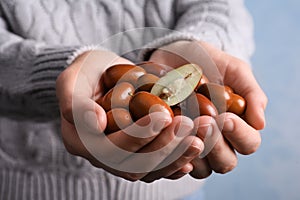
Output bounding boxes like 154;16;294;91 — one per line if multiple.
0;0;254;199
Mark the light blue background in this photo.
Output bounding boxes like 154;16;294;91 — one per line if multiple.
204;1;300;200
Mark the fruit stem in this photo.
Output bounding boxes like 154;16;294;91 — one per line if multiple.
184;73;192;80
159;87;173;99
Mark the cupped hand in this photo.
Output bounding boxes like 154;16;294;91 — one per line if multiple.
56;50;204;182
149;40;268;178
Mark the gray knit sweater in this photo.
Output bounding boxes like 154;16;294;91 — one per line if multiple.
0;0;254;199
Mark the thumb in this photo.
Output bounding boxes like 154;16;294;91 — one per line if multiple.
72;96;107;133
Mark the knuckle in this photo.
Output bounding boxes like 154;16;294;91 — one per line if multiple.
262;94;268;108
61;104;73;122
227;55;250;70
56;71;64;86
193;169;212;179
201;169;213;179
234;57;249;68
61;135;82;157
61;105;72;117
183;145;202;159
63;142;78;156
241;138;261;155
124;173;143;182
190;168;212;179
210;142;223;156
56;70;69;92
141;178;156;183
214;158;238;174
170;160;184;171
89;160;102;168
130;138;151;149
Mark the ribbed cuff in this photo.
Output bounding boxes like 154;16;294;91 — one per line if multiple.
26;46;77;118
66;45;108;65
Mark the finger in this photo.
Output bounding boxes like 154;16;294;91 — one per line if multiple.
222;57;268;130
136;116;193;153
72;97;108;133
163;163;193;180
195;116;238;174
56;50;126;123
61;116;148;182
199;42;268;130
116;116;194;175
61;117;87;156
61;111;172;177
189;157;212;179
140;136;203;182
56;67;79;124
107;112;172;153
244;88;268;130
60;96;108;158
61;115;94;160
216;113;262;155
87;156;145;182
63;105;172;172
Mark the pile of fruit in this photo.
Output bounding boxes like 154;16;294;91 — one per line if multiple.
96;62;246;134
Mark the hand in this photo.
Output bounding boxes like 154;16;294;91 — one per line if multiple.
56;50;204;182
149;40;268;178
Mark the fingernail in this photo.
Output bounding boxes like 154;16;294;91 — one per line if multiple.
181;163;193;173
223;118;234;132
197;124;213;139
182;140;202;157
152;119;169;133
191;138;203;152
260;108;266;121
84;111;98;131
175;122;194;137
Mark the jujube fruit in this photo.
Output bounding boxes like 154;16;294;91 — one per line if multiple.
227;93;246;116
98;82;134;111
172;106;182;116
138;61;172;77
184;93;218;118
196;74;209;90
129;91;174;121
151;64;202;106
136;74;159;92
197;83;246;116
105;108;133;134
197;83;233;113
102;64;145;90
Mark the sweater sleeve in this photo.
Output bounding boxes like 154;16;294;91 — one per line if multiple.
141;0;254;63
0;12;77;120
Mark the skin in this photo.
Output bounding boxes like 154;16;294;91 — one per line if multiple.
56;40;267;182
56;50;203;182
149;40;268;178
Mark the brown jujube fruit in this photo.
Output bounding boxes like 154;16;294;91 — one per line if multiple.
98;82;134;111
196;74;209;90
105;108;133;134
197;83;233;113
186;93;218;118
102;64;145;90
172;106;182;116
225;85;234;94
227;93;246;116
136;74;159;92
137;61;172;77
129;91;174;121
